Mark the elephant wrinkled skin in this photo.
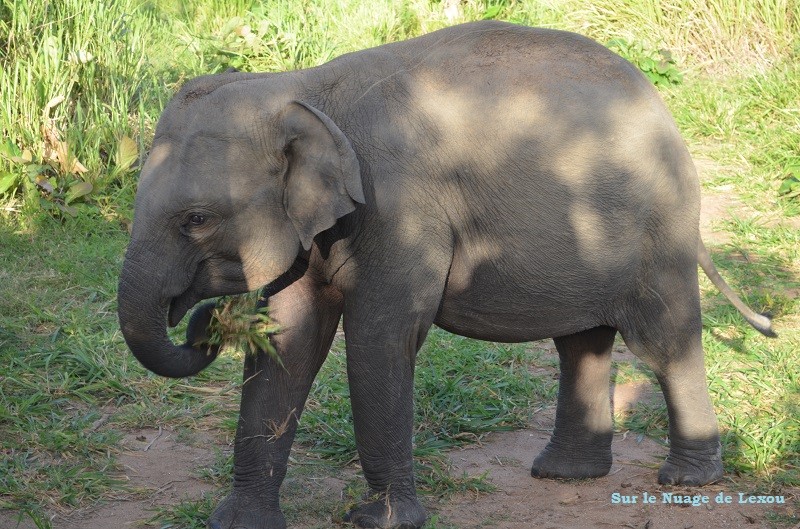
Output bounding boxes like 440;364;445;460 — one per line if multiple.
117;21;775;529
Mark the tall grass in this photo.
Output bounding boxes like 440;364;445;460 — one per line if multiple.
559;0;800;72
0;1;167;203
2;0;798;208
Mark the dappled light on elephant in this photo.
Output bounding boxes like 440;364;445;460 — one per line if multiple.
118;20;775;529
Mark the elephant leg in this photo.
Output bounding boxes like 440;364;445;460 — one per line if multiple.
208;271;343;529
341;313;432;529
651;357;722;486
531;325;616;479
339;280;448;529
619;271;722;486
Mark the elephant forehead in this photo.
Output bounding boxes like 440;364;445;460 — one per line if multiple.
138;142;174;185
142;132;263;187
134;142;187;220
133;141;277;237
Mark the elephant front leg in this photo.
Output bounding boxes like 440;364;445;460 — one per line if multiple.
341;315;434;529
531;326;616;479
208;275;342;529
208;352;296;529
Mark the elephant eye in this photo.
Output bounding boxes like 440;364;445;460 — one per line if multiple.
188;214;206;226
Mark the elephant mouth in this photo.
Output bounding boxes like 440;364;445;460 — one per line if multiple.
168;289;203;328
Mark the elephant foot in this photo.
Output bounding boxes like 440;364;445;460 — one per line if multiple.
531;437;612;479
208;490;286;529
658;437;723;486
343;493;427;529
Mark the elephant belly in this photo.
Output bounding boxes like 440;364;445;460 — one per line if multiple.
434;247;630;342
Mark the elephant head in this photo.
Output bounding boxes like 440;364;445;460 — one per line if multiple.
118;75;364;378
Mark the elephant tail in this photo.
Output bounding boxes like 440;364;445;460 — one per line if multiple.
697;239;777;337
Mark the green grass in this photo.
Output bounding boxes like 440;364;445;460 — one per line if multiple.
2;0;799;527
298;333;553;465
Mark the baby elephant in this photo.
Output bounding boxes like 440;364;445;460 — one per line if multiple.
118;20;774;529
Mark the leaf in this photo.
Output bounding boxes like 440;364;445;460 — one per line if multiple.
55;202;78;217
70;157;88;174
12;149;33;164
65;181;93;204
69;49;94;64
0;138;22;160
115;135;138;170
234;24;252;38
43;35;59;62
778;175;800;196
606;38;629;50
25;164;49;178
644;71;662;85
0;142;32;164
221;16;245;37
0;172;18;194
34;174;54;194
482;5;503;19
639;57;656;72
41;122;88;175
39;197;56;211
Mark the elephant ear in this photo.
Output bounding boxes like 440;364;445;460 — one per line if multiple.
281;101;365;250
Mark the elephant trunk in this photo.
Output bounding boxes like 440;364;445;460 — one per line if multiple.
118;249;219;378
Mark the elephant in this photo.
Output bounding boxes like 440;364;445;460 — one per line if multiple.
117;20;775;529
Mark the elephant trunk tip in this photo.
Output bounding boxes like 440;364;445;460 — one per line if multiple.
119;286;222;378
147;342;221;379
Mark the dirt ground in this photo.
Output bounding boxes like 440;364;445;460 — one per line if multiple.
2;381;797;529
438;407;799;529
2;347;797;529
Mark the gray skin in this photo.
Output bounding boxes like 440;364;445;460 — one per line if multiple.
117;20;775;529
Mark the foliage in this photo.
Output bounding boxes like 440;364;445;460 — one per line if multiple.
607;38;683;85
0;0;167;216
664;60;800;208
298;331;553;466
2;0;799;211
204;292;282;363
560;0;800;73
778;163;800;200
201;7;338;72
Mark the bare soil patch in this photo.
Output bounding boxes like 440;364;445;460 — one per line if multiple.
434;343;798;529
439;414;797;529
0;429;217;529
695;157;800;243
696;157;741;245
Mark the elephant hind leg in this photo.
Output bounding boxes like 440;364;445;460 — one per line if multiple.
618;276;722;486
531;325;616;479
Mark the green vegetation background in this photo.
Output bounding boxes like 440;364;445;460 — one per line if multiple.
1;1;798;528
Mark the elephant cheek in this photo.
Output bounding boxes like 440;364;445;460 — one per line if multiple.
244;260;281;291
238;236;302;291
